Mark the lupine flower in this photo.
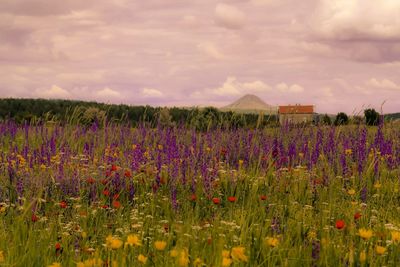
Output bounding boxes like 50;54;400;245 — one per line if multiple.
154;240;167;251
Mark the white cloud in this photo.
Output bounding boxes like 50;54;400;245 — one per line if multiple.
311;0;400;41
276;83;304;93
250;0;281;7
366;78;400;90
212;76;270;96
142;88;163;97
197;42;224;60
96;87;121;98
38;85;70;98
214;3;245;29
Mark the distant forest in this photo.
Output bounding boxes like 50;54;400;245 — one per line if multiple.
0;98;279;130
1;98;399;130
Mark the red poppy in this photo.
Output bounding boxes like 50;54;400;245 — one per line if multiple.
86;177;95;184
59;201;67;209
190;194;197;201
354;212;362;220
101;178;109;185
31;214;38;222
207;237;212;245
111;165;118;171
112;200;121;209
113;193;120;200
163;224;169;233
212;198;220;204
228;196;236;203
335;220;345;230
55;242;61;251
124;170;132;178
260;195;267;201
102;189;110;196
102;205;109;209
160;177;166;185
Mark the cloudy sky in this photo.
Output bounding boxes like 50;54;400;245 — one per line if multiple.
1;0;400;114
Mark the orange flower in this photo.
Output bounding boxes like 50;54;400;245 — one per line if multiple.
335;220;345;230
59;201;67;209
228;196;236;203
112;200;121;209
212;198;220;205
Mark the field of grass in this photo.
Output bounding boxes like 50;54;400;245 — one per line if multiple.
0;122;399;266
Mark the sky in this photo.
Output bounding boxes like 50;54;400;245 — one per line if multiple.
1;0;400;114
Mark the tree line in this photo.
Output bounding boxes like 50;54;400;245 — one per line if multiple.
0;98;394;129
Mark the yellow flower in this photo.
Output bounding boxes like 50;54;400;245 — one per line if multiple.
138;254;147;264
154;240;167;251
391;231;400;242
347;189;356;196
178;249;190;267
48;263;61;267
170;248;179;257
0;251;4;263
0;206;6;213
376;245;386;255
222;250;230;258
307;231;317;240
76;263;85;267
81;232;87;239
106;235;123;249
126;234;142;247
359;251;367;262
373;183;381;189
358;228;373;240
345;149;352;155
265;237;279;247
193;258;204;267
231;246;248;262
222;257;232;267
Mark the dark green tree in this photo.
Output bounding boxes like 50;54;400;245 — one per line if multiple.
334;112;349;126
364;108;379;126
322;114;332;125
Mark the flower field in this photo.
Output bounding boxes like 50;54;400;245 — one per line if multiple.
0;122;400;266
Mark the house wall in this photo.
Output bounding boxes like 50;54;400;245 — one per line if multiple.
279;114;314;124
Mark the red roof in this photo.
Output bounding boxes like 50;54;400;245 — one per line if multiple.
279;105;314;114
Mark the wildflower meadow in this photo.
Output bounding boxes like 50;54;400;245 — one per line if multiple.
0;121;399;266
